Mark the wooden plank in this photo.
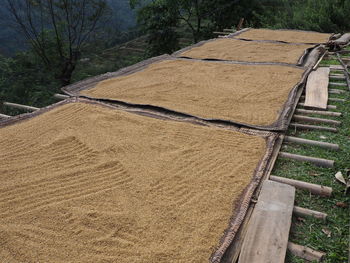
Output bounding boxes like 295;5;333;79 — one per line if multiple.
3;102;39;112
290;123;338;133
293;206;327;220
288;242;326;262
239;180;295;263
293;115;341;126
295;108;342;117
284;136;339;150
279;152;334;168
304;67;329;110
270;175;332;196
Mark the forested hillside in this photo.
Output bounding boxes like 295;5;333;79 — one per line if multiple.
1;0;350;113
0;0;136;56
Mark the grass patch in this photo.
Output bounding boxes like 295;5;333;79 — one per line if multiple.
277;58;349;263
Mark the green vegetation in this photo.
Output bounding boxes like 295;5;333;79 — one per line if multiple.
274;59;349;262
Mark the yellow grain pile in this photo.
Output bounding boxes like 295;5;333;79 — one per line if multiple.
236;28;332;44
81;60;305;126
177;38;313;64
0;102;268;263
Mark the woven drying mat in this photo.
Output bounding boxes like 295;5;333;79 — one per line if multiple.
173;38;315;65
0;98;277;263
63;55;310;131
230;28;333;44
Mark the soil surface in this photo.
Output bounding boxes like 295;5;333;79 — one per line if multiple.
0;102;267;263
236;28;332;44
178;38;313;64
81;60;305;127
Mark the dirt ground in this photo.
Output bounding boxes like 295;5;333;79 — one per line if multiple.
0;102;267;263
81;59;305;127
236;28;332;44
177;38;313;64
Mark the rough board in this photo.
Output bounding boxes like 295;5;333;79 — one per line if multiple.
173;38;314;65
238;180;295;263
232;28;332;44
304;67;330;109
0;98;277;263
63;56;308;130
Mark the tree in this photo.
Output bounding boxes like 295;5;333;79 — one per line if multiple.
5;0;108;86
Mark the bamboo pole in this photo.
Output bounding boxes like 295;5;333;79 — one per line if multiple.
54;94;70;100
270;175;332;196
328;97;346;103
3;102;39;112
329;88;347;94
299;95;346;103
293;206;327;220
329;82;347;87
297;103;337;110
295;108;342;117
284;136;339;151
329;74;346;80
288;242;326;262
293;115;341;126
279;152;334;168
0;113;10;118
290;123;338;132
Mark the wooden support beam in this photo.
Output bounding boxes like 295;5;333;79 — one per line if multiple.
293;206;327;220
0;113;11;118
329;65;344;71
329;88;347;94
3;102;39;112
284;136;339;150
270;175;332;196
293;115;341;126
298;103;337;110
239;181;295;263
279;152;334;168
54;93;70;100
287;242;326;262
295;108;342;117
290;123;338;132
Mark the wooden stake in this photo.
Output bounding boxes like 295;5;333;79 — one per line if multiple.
54;94;70;100
295;108;342;117
3;102;39;112
293;206;327;220
270;175;332;196
288;242;326;262
293;115;341;126
279;152;334;168
290;123;338;133
298;103;337;110
284;136;339;150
